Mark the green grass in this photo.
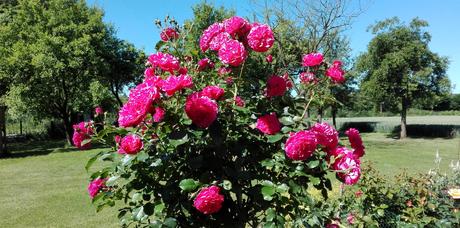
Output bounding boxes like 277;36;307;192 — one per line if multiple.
0;132;459;227
0;140;118;227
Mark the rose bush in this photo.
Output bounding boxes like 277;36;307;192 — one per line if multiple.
80;16;361;227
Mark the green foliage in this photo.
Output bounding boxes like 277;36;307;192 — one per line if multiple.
332;159;460;227
357;17;451;129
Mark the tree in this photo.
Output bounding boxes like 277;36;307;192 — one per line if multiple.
357;17;451;138
0;0;107;144
97;27;146;107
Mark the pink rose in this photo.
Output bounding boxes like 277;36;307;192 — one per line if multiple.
200;85;225;100
302;52;323;67
160;74;194;96
144;67;155;78
347;213;355;224
185;92;219;128
266;75;287;97
193;186;224;214
197;58;214;71
218;39;247;66
333;152;361;185
160;27;179;41
310;122;339;149
200;22;224;52
118;134;143;155
326;66;345;84
152;106;165;123
72;121;93;150
266;54;273;63
345;128;365;158
148;52;180;74
95;106;103;116
300;72;317;84
234;96;245;107
284;130;317;160
88;178;106;199
118;77;161;128
178;67;188;75
209;32;231;51
223;16;250;38
247;23;274;52
256;113;281;135
218;67;232;76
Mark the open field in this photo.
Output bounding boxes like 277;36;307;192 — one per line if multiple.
0;132;459;227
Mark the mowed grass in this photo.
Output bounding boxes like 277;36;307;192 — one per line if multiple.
0;141;118;228
0;132;459;227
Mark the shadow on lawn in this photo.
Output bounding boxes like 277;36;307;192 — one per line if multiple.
0;140;80;159
388;124;460;139
339;121;378;133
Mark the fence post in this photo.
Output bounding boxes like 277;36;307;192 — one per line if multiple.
0;106;7;155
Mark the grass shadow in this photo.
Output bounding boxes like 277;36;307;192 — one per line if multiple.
339;121;378;133
0;139;96;159
388;124;460;139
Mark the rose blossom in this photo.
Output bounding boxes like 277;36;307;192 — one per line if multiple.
300;72;317;84
282;73;293;89
152;106;165;122
193;186;224;214
345;128;365;158
197;58;214;71
326;65;345;84
347;213;355;224
256;113;281;135
223;16;250;38
144;67;155;78
266;75;287;97
178;67;188;75
88;178;106;199
327;146;353;163
160;74;193;96
310;122;339;149
266;54;273;63
218;39;248;66
234;96;245;107
302;52;323;67
118;77;161;128
200;22;224;52
247;23;274;52
148;52;180;74
160;27;179;41
95;106;103;116
284;130;317;160
225;77;234;85
118;134;143;155
185;92;219;128
333;152;361;185
209;32;231;51
200;85;225;100
72;121;93;149
218;67;232;75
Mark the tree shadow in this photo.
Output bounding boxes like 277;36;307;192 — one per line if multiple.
388;124;460;139
338;121;378;134
0;139;81;159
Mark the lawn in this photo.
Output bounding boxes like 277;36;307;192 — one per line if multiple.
0;133;459;227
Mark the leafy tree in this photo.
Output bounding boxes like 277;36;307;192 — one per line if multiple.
97;26;146;107
357;17;451;138
0;0;107;144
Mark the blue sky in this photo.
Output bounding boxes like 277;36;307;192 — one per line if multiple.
86;0;460;93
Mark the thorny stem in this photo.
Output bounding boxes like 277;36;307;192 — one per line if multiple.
300;90;315;122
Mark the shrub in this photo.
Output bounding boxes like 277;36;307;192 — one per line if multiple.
78;16;365;227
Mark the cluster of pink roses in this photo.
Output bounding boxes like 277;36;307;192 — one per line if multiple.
301;52;346;84
72;121;93;150
200;16;274;66
88;178;106;199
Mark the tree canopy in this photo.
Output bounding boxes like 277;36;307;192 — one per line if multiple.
357;17;451;138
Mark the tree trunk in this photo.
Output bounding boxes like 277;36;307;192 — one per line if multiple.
400;97;407;139
332;105;337;129
0;106;7;156
62;113;73;145
317;107;323;123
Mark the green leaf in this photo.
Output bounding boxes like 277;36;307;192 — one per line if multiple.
179;179;200;192
81;138;92;147
266;134;284;143
279;116;295;125
281;126;292;133
85;153;99;171
163;218;177;227
266;208;276;222
377;209;384;216
310;177;321;185
222;180;232;190
170;135;189;147
276;184;289;193
133;206;145;221
154;202;165;216
105;176;119;186
261;186;276;201
307;160;320;169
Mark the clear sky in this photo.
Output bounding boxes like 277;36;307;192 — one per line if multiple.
86;0;460;93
